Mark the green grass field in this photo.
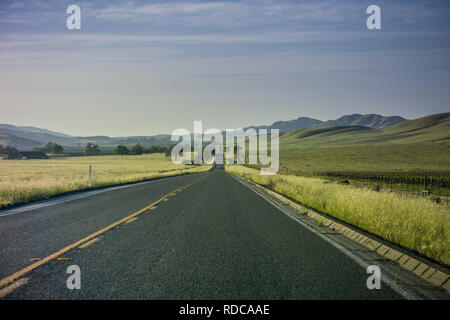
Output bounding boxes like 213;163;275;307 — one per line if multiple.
279;143;450;173
278;113;450;173
227;165;450;266
0;154;210;207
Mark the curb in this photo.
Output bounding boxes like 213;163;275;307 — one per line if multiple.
242;177;450;294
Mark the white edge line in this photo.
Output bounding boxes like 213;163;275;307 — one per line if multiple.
232;175;422;300
0;175;181;217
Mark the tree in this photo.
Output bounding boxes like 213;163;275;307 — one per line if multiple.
130;143;144;155
85;143;100;156
145;145;157;154
92;144;100;154
113;145;129;155
145;145;168;154
42;141;63;154
3;146;19;159
164;145;174;158
0;144;3;155
54;144;63;154
145;146;154;154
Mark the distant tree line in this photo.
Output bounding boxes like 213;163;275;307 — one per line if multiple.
112;143;171;156
1;141;66;159
84;143;101;156
113;145;129;155
40;141;64;154
31;141;64;154
1;141;173;158
0;144;19;159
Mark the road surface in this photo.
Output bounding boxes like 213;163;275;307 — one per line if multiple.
0;169;409;299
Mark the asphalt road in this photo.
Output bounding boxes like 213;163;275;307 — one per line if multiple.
0;169;403;299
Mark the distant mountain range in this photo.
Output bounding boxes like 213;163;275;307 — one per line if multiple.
244;117;323;132
0;113;409;150
280;112;450;148
245;114;406;132
0;124;171;151
319;114;406;128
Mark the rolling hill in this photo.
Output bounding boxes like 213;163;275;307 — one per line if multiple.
319;114;406;128
0;113;437;152
280;112;449;148
0;124;76;146
0;124;172;150
278;112;450;173
245;114;406;133
0;131;42;149
244;117;323;132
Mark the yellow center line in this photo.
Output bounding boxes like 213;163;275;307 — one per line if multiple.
78;237;101;249
123;217;138;225
0;172;211;289
0;278;29;299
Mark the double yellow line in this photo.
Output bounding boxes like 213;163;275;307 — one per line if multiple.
0;172;211;293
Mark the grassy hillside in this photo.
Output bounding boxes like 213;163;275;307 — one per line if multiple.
281;112;450;149
280;143;450;173
0;132;41;149
319;114;406;128
279;113;450;173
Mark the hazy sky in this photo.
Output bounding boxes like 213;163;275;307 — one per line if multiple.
1;0;449;136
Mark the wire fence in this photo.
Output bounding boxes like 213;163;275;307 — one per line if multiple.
279;167;450;206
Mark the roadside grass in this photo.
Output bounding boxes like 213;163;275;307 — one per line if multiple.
316;218;325;227
248;142;450;204
0;154;210;207
226;165;450;266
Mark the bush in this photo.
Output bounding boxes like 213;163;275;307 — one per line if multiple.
85;143;101;156
113;145;129;155
42;141;64;154
130;143;144;155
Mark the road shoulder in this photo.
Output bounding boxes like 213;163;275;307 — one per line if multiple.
232;174;450;300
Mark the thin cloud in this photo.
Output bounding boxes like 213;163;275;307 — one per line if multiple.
91;1;359;26
1;0;450;30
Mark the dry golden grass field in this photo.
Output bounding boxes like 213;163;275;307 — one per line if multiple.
0;154;210;207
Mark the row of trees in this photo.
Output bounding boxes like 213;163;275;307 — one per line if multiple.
39;141;64;154
1;141;64;159
0;145;19;159
33;142;152;156
112;143;171;156
32;141;64;154
1;141;171;158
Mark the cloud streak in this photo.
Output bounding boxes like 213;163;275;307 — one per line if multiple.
2;0;449;29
